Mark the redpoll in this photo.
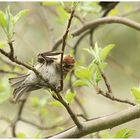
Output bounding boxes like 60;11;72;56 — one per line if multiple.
9;51;75;103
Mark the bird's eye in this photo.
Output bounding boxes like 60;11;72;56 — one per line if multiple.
64;64;73;69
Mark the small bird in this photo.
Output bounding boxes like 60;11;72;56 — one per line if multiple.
9;51;75;103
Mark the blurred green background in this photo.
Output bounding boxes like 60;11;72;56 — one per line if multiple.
0;2;140;138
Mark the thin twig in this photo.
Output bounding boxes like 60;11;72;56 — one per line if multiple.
69;71;88;117
50;105;140;138
0;69;21;75
52;16;140;51
59;4;76;91
0;43;56;92
11;100;26;137
89;29;94;48
97;89;135;106
100;70;112;94
53;91;83;129
8;41;14;58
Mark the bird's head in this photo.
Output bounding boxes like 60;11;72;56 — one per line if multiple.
62;55;75;74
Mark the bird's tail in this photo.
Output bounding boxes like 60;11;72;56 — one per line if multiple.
9;74;41;103
9;74;29;88
9;74;29;103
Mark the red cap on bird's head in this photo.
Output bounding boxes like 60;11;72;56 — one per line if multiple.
63;55;75;65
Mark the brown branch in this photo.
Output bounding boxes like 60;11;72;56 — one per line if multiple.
0;57;19;69
0;69;21;75
89;29;94;48
50;105;140;138
11;100;26;137
97;89;135;106
0;43;56;92
69;72;88;117
53;91;83;129
73;31;90;56
59;4;76;91
89;2;118;49
100;70;112;94
52;16;140;51
8;41;14;58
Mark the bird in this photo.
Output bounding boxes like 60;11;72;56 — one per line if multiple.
9;51;75;103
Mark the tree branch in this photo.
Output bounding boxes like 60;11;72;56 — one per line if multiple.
11;100;26;137
97;89;135;106
53;91;83;129
0;69;21;75
59;3;76;91
52;16;140;51
50;105;140;138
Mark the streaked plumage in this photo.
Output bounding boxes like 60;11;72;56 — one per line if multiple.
9;52;75;103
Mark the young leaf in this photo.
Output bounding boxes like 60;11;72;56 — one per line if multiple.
75;67;93;80
73;79;90;87
131;87;140;103
0;10;6;28
49;101;63;107
88;59;96;71
14;9;30;24
65;91;76;104
83;47;96;59
114;128;135;138
99;44;115;61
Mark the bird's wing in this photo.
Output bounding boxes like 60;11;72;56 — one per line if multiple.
37;51;62;63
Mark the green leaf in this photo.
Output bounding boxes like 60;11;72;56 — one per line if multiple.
99;44;115;61
14;9;30;24
114;128;135;138
88;60;96;71
16;133;26;138
75;67;93;80
49;101;63;107
0;10;6;28
65;91;76;104
83;47;96;58
0;41;6;48
73;79;90;87
131;87;140;103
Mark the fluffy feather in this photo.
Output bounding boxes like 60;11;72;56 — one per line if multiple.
9;52;75;103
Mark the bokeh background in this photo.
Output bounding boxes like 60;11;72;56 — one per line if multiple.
0;2;140;138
